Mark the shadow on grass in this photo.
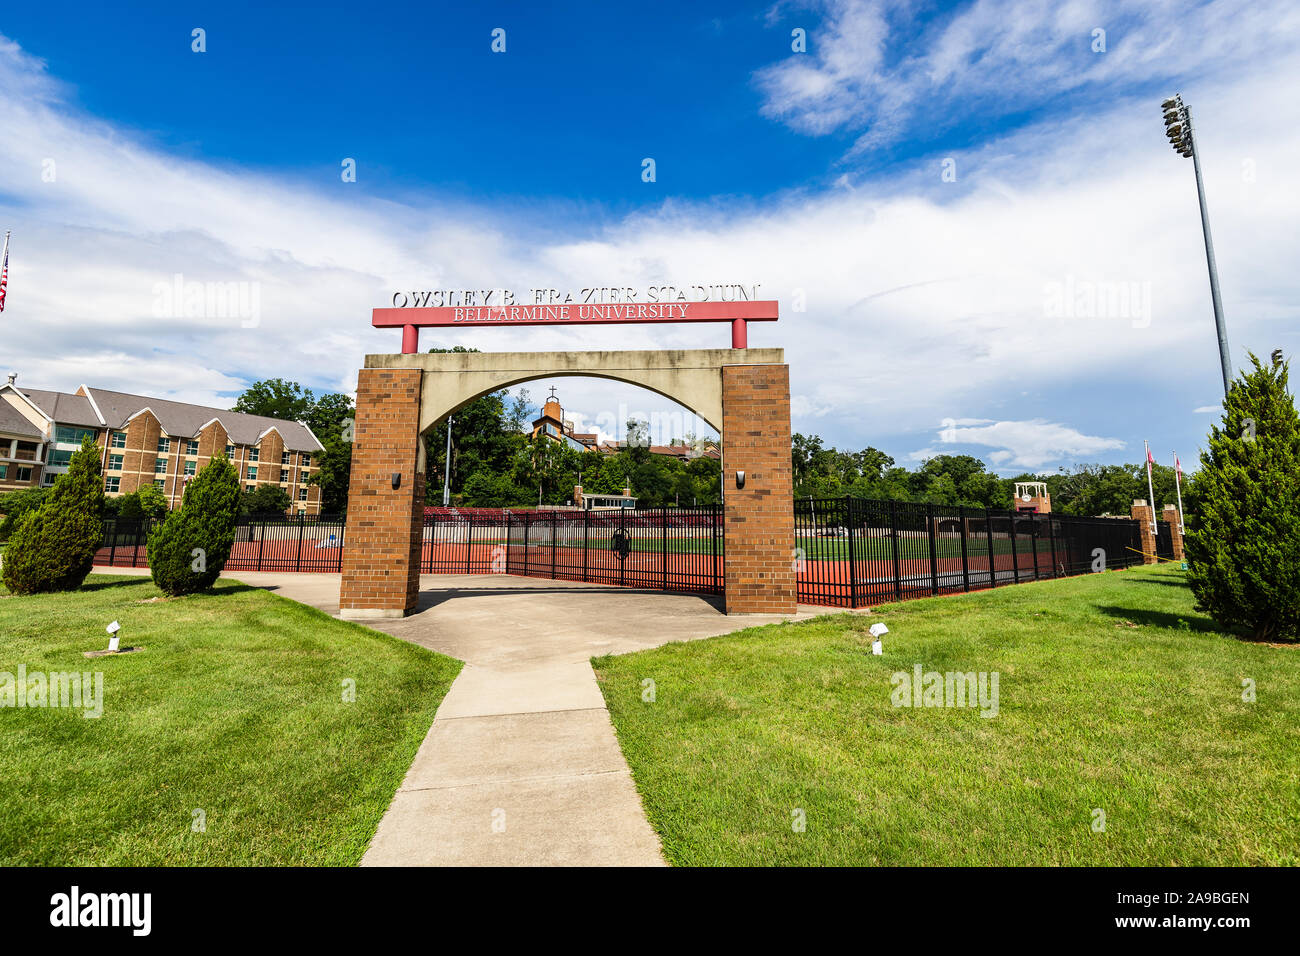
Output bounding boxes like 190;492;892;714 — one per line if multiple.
1131;576;1193;589
1095;604;1231;636
79;577;154;592
80;577;261;598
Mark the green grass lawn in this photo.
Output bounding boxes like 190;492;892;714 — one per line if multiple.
593;564;1299;866
0;574;460;866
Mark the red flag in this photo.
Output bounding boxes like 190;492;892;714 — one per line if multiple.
1147;446;1155;465
1175;454;1182;479
0;232;9;313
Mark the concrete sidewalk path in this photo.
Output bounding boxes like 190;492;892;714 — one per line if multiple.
93;567;833;865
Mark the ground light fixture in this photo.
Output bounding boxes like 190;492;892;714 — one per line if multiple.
106;620;121;653
1161;93;1233;395
869;621;888;655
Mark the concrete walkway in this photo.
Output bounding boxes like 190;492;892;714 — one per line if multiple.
97;567;832;865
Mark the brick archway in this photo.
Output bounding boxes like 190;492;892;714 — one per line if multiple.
339;348;794;618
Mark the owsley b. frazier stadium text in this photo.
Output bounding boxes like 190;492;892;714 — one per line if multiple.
390;283;762;308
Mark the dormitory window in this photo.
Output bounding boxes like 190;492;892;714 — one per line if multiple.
157;437;170;453
186;439;199;455
153;479;164;490
155;458;167;473
298;488;308;501
105;477;120;493
55;426;97;444
299;471;308;484
248;447;259;462
110;431;127;449
280;469;289;482
46;448;74;468
301;454;311;467
225;444;235;457
108;454;123;471
184;460;196;476
281;452;290;465
247;467;257;480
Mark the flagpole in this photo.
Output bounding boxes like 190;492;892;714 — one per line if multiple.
1173;452;1185;534
1144;439;1157;534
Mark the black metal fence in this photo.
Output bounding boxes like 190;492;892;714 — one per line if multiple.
93;499;1145;608
795;498;1144;607
95;514;347;572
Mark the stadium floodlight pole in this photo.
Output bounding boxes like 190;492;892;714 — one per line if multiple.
1162;94;1232;395
441;415;453;507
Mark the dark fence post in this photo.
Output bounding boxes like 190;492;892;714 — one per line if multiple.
108;521;117;568
1009;511;1020;584
295;513;305;572
889;500;902;601
661;508;669;591
337;519;345;573
1029;513;1040;580
465;514;474;574
132;520;143;568
959;508;970;592
926;503;940;596
256;518;266;571
522;513;530;576
847;498;859;608
1048;516;1059;578
550;512;557;579
984;507;997;588
582;510;589;583
712;504;720;595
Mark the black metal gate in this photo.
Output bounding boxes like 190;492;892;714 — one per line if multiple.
1155;521;1174;560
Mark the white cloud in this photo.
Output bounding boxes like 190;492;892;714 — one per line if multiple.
756;0;1300;151
0;20;1296;474
915;418;1125;469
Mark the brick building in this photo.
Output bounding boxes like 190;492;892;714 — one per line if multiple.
0;376;325;514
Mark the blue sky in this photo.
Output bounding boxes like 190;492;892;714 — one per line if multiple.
2;0;1298;474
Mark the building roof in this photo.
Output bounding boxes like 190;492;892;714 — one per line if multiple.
0;399;43;438
16;385;324;452
16;388;100;427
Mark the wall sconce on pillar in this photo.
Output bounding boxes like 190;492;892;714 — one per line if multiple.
735;470;745;490
392;473;401;490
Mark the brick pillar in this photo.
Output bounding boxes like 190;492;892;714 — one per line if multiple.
1131;500;1157;564
1162;504;1185;560
721;364;796;614
339;368;424;618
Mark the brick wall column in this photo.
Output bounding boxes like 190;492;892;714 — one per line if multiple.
721;364;796;614
339;368;424;618
1131;500;1157;564
1161;504;1185;560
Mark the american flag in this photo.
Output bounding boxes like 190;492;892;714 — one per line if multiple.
0;231;9;313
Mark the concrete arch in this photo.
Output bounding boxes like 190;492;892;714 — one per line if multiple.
341;346;794;618
366;348;783;444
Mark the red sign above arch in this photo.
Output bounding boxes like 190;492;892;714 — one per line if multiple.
373;299;779;353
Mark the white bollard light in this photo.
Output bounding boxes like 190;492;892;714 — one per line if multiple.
869;621;888;655
106;620;121;653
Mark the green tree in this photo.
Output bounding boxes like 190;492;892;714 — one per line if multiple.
1185;354;1300;641
232;378;315;421
1;437;104;594
148;455;242;596
241;483;292;516
0;487;47;541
